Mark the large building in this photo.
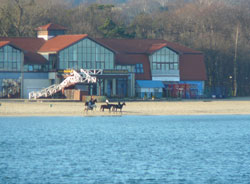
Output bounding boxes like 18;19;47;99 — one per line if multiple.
0;23;206;99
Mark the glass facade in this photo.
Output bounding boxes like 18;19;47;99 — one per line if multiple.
23;64;48;72
150;47;179;72
0;45;22;71
115;65;135;73
58;38;114;70
48;54;57;71
116;78;127;97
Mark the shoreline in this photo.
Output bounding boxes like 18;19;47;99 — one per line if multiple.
1;97;250;117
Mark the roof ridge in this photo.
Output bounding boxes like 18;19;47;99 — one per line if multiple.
0;40;10;43
97;38;166;41
36;23;67;31
56;34;88;36
38;34;88;52
0;41;10;48
0;37;44;39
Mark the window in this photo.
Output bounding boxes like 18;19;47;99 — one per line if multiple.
153;63;157;70
169;63;174;70
49;54;57;70
0;46;22;71
0;48;3;63
28;65;33;71
86;61;92;69
151;47;179;71
157;63;161;70
135;64;144;74
68;61;78;69
12;62;17;70
0;62;4;69
154;88;159;93
73;49;77;61
41;65;48;72
0;48;3;53
34;65;42;71
58;38;114;70
96;61;105;69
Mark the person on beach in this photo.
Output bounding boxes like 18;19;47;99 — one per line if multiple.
89;96;94;105
89;96;97;109
106;99;109;105
84;96;97;111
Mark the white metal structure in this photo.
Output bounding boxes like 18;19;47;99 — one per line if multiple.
29;69;102;99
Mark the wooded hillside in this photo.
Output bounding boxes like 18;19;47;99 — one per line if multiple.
1;0;250;96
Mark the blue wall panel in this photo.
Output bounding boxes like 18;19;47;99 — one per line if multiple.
0;72;48;79
24;73;48;79
0;72;20;79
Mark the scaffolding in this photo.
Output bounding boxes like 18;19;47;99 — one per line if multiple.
29;69;102;99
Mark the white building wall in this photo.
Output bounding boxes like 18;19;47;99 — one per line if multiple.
140;88;163;93
37;35;54;41
152;76;179;81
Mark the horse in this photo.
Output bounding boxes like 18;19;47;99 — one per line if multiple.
112;102;126;112
84;99;97;112
109;104;117;110
100;104;112;112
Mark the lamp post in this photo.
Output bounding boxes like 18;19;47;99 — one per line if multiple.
229;75;233;96
233;24;239;97
20;51;24;98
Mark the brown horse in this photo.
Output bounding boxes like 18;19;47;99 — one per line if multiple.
100;104;112;112
112;102;126;112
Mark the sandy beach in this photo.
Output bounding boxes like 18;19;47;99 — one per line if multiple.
1;97;250;117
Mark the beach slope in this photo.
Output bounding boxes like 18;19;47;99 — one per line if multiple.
1;98;250;116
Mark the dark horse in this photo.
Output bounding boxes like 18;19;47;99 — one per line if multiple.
100;104;112;112
112;102;126;112
84;99;97;111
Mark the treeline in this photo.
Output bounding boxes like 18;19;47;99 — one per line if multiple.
1;0;250;96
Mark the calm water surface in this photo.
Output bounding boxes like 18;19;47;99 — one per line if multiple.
0;115;250;184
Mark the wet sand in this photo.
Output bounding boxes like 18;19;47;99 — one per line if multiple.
0;98;250;116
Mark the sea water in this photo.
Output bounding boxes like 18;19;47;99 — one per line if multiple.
0;115;250;184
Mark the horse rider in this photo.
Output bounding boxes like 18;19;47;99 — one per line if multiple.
106;99;109;105
88;96;95;110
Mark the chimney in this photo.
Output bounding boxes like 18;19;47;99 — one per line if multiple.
36;23;67;40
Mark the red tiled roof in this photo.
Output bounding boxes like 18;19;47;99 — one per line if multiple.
0;41;10;48
38;34;88;52
147;43;168;53
95;38;201;54
24;52;48;65
0;40;24;52
0;37;45;52
179;54;207;81
96;38;205;81
116;54;151;80
35;23;67;31
1;34;206;80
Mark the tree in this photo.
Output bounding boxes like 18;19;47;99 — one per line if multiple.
98;18;133;38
